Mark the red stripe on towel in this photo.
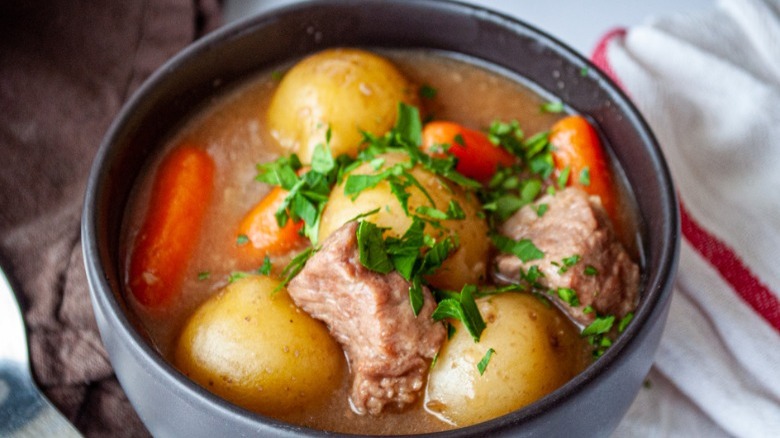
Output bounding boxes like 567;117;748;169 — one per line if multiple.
592;28;780;333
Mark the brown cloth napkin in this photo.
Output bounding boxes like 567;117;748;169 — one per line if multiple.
0;1;221;435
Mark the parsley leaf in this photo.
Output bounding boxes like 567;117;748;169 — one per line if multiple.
356;221;393;274
228;271;248;284
618;312;634;332
311;141;335;174
541;101;564;113
584;265;599;276
419;84;438;99
432;284;486;342
277;247;316;291
257;255;272;276
236;234;249;246
477;348;496;375
557;287;580;307
582;315;615;336
557;165;571;189
394;102;423;147
490;233;544;262
579;166;591;186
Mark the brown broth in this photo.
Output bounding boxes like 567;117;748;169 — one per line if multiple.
122;50;605;435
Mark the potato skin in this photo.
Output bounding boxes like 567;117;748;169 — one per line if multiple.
267;48;419;163
425;293;588;426
318;152;489;291
174;275;344;415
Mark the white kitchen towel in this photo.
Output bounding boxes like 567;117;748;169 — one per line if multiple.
593;1;780;436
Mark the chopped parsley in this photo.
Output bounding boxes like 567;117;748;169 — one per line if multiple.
236;234;249;246
584;265;599;276
579;167;591;186
197;271;210;281
276;247;317;291
419;84;438;99
541;101;564;113
227;271;248;284
453;133;465;146
582;314;617;359
557;287;580;307
257;255;272;276
255;135;353;246
579;66;589;77
536;203;549;217
558;255;581;273
431;284;486;342
557;165;571;189
356;221;394;274
582;315;615;336
490;233;544;262
618;312;634;333
477;348;496;375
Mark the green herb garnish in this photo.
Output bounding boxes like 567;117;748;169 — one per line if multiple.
541;101;564;113
477;348;496;375
557;165;571;189
584;265;599;276
432;284;486;342
257;255;272;276
582;315;615;336
557;287;580;307
277;247;317;291
419;84;438;99
618;312;634;332
228;271;248;284
559;255;581;273
356;221;394;274
490;233;544;262
579;166;591;186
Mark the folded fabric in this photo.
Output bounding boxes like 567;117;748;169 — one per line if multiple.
592;1;780;436
0;1;221;436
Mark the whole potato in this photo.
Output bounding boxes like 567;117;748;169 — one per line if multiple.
425;293;588;426
319;152;489;291
174;275;344;415
267;48;419;163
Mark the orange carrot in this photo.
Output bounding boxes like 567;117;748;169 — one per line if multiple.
236;186;305;263
422;121;515;183
129;145;215;309
549;115;618;223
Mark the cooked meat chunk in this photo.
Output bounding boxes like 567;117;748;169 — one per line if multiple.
287;221;446;415
495;187;639;326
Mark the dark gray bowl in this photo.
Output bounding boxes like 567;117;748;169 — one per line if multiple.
81;0;679;436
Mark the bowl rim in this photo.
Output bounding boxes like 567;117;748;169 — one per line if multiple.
81;0;680;436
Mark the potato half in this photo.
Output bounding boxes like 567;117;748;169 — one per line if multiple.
174;275;344;415
267;48;419;162
319;152;489;291
425;293;589;426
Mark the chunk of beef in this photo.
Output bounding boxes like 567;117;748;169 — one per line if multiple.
287;221;446;415
494;187;639;326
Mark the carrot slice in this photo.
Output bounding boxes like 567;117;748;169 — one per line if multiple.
422;121;515;183
549;115;618;223
237;186;306;263
129;145;215;309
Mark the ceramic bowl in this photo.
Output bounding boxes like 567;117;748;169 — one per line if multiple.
82;1;679;436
